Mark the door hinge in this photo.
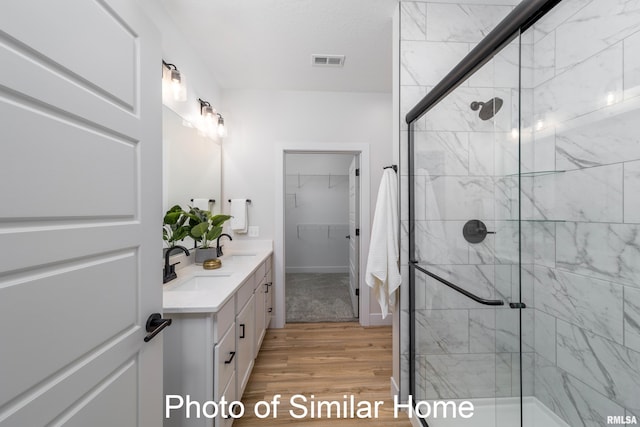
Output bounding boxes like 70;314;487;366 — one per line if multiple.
355;228;360;236
355;288;359;296
355;168;360;176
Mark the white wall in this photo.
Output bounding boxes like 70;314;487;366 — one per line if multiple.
137;0;223;123
285;153;353;273
221;89;392;238
222;89;393;324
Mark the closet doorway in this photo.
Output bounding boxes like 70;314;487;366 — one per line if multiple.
284;153;360;322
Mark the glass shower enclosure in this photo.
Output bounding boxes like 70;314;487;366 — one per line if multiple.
406;0;640;426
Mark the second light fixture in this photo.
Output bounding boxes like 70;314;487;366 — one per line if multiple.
198;98;227;138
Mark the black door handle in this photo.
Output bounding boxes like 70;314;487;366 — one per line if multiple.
144;313;172;342
239;323;246;339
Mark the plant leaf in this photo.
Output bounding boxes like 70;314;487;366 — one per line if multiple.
173;227;189;241
163;211;182;225
190;222;209;238
206;225;223;242
211;214;232;227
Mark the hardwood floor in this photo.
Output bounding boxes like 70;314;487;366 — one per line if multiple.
234;322;412;427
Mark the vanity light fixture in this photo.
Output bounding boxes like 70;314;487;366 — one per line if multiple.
162;60;187;102
198;98;216;120
198;98;227;139
216;113;227;137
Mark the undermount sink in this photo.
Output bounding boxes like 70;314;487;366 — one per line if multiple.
166;274;232;292
226;253;257;262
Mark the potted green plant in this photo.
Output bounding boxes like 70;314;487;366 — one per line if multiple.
185;207;232;263
163;205;189;253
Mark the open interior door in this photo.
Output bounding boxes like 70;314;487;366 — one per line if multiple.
0;1;163;425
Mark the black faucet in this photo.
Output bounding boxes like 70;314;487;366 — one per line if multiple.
163;245;190;283
216;233;233;257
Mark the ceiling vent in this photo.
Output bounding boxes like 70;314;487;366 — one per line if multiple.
311;54;345;67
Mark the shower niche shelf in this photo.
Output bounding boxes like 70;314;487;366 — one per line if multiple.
502;218;567;223
505;169;566;177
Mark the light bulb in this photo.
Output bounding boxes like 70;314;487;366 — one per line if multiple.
217;115;226;137
163;65;186;102
203;106;215;121
171;80;182;101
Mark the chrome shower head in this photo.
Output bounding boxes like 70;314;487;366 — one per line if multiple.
470;97;503;120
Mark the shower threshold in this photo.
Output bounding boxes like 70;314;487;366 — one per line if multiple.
408;396;569;427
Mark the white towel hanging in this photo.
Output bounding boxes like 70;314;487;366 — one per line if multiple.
192;198;210;211
230;199;248;234
365;168;401;319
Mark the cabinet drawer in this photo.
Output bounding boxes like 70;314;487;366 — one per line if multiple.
217;373;237;427
213;298;235;343
265;255;272;273
254;262;266;285
214;322;236;398
254;283;266;351
236;275;255;311
236;295;255;397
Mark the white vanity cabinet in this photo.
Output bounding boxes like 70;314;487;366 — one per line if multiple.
265;257;273;329
163;249;274;427
235;293;255;397
253;255;272;355
254;275;266;355
163;298;236;427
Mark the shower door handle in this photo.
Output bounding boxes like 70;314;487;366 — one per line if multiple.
410;261;504;306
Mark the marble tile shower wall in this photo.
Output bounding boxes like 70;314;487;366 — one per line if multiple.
398;0;522;403
401;0;640;423
523;0;640;424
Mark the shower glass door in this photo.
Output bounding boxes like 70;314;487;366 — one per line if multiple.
409;1;640;426
409;33;524;427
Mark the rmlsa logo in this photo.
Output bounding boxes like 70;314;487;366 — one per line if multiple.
607;415;638;425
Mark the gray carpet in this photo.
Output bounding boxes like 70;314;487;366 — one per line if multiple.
286;273;357;323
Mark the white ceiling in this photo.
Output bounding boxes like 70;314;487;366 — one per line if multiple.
158;0;397;93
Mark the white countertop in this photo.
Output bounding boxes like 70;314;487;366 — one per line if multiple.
162;241;273;314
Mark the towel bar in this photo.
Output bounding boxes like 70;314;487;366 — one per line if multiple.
228;199;252;204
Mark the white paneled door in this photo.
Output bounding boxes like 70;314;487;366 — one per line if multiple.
348;157;359;317
0;1;163;426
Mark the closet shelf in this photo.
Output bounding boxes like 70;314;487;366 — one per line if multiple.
286;173;349;189
295;223;349;239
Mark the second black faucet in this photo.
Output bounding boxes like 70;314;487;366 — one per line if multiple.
216;233;233;257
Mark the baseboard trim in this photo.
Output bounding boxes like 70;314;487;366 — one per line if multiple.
285;266;349;274
390;376;399;398
367;313;393;326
